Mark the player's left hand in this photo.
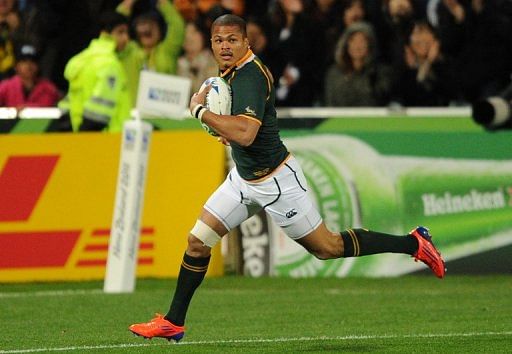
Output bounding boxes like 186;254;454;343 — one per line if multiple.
189;84;211;115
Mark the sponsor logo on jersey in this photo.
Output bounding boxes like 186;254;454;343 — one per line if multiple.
253;168;270;177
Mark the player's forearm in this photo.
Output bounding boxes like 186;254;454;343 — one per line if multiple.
201;111;255;146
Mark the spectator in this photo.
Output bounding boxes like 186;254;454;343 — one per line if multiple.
267;0;323;107
173;0;244;23
427;0;467;58
59;11;132;132
244;0;272;19
0;0;20;79
173;0;198;21
306;0;345;86
0;43;59;108
307;0;341;33
214;0;245;18
12;1;59;84
177;21;218;95
246;16;280;80
324;21;392;106
392;20;456;106
117;0;185;105
373;0;419;65
14;1;120;93
431;0;512;102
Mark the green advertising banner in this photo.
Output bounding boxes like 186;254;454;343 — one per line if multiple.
271;117;512;277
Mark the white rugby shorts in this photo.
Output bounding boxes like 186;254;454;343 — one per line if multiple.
204;155;322;240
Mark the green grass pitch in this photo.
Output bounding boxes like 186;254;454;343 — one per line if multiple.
1;276;511;353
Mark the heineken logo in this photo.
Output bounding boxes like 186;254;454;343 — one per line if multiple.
422;188;509;216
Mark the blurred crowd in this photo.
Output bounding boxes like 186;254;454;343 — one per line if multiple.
1;0;512;131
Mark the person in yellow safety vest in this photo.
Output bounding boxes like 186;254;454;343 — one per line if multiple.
59;12;132;132
116;0;185;107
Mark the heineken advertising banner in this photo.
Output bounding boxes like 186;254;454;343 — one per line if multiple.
265;117;512;277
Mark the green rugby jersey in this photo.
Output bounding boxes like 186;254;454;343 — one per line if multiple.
221;50;289;181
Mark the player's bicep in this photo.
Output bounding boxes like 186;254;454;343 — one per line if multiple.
241;115;261;132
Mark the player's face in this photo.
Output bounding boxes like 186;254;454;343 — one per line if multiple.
211;25;250;70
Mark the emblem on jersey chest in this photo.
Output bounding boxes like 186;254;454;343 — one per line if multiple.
245;106;256;116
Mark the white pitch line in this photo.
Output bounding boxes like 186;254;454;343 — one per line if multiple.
1;331;511;353
0;289;104;299
0;343;166;354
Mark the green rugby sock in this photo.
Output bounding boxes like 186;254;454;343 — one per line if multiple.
165;253;210;326
340;228;418;257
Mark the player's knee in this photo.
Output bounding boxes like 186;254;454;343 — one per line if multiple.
187;219;222;257
187;233;211;257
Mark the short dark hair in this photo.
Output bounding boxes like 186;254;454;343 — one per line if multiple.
211;14;247;37
98;11;128;33
133;11;167;41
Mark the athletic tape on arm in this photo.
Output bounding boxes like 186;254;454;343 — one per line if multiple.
191;220;222;248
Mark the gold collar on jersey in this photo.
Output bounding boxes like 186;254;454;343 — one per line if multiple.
220;49;255;78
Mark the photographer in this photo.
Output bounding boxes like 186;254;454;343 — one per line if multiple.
472;79;512;131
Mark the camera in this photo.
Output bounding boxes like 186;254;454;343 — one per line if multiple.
471;83;512;131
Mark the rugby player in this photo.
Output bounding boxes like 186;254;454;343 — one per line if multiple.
129;14;446;342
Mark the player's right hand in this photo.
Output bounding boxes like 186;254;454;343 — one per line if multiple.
189;84;211;115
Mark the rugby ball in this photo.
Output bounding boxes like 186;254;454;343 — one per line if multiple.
198;77;232;136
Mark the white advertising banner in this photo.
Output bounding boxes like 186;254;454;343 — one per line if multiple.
136;71;191;119
104;119;153;293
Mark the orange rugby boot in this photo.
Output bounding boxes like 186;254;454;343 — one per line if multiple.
410;226;446;278
129;313;185;342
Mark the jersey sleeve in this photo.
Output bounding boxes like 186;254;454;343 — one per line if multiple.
230;67;267;123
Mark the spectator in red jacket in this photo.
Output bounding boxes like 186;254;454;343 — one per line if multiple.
0;43;59;108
